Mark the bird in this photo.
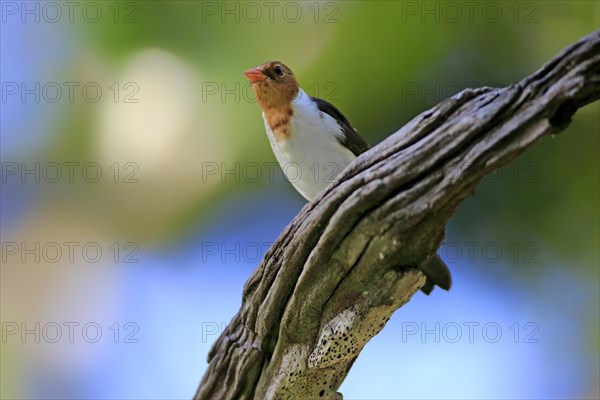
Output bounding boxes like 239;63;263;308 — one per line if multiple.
244;61;451;294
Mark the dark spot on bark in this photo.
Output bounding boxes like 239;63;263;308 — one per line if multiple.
550;99;577;127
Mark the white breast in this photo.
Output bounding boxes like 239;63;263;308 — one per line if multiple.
263;89;357;201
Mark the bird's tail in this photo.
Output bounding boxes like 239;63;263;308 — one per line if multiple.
419;255;452;295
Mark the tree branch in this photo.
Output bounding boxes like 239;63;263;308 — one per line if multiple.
195;31;600;400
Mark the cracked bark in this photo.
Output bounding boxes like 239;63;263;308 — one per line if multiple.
195;31;600;400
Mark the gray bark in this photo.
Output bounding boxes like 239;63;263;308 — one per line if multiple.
195;31;600;400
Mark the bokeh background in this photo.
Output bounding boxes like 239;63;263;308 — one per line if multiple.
1;1;598;399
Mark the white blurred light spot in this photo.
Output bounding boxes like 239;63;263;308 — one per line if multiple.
97;48;201;176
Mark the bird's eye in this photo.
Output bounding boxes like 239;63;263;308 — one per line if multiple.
274;65;284;76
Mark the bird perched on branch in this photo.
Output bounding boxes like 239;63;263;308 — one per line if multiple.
244;60;451;294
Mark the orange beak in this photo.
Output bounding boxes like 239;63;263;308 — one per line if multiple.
244;67;267;83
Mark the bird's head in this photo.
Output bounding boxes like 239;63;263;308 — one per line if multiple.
244;61;299;110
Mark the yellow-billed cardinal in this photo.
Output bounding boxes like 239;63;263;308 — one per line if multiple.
244;61;451;294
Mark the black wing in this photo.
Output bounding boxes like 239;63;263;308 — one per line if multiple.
311;97;370;157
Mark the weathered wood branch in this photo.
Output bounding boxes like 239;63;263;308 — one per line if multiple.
195;31;600;399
